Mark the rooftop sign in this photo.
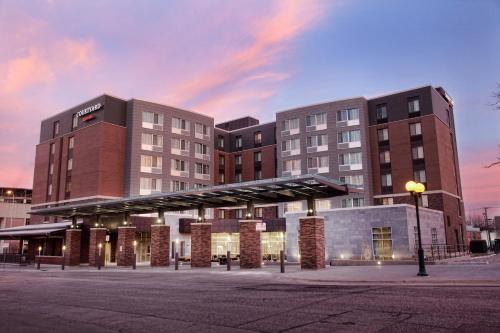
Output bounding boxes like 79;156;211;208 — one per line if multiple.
77;103;102;117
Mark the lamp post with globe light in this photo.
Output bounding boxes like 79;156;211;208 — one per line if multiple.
405;180;428;276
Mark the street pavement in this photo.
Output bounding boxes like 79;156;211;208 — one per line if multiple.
1;257;500;332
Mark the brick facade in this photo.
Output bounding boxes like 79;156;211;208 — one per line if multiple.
190;223;212;268
89;228;106;267
116;226;136;266
64;229;82;266
299;217;325;269
239;220;262;269
150;224;170;266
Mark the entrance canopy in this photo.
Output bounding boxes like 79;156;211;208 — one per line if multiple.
29;174;355;218
0;221;82;239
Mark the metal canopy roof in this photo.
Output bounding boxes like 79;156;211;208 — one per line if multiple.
29;174;355;218
0;221;82;239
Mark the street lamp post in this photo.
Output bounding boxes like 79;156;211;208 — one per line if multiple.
98;243;103;270
133;240;137;270
5;190;14;229
405;181;428;277
61;245;66;270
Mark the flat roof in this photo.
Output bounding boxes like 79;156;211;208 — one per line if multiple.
29;174;355;218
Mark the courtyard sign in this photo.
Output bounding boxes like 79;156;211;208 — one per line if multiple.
77;103;102;117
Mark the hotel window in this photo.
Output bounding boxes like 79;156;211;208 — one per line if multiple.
337;130;360;144
235;135;242;149
254;131;262;146
376;104;388;121
68;137;74;149
67;158;73;171
419;194;429;208
219;172;225;184
306;112;327;130
195;163;210;175
218;135;225;149
379;150;391;164
254;169;262;180
412;146;424;160
53;121;60;138
382;197;394;205
141;133;163;150
339;175;364;188
142;111;163;129
65;180;71;194
218;210;225;219
50;143;55;155
254;151;262;162
235;171;242;183
171;138;189;154
236;209;244;219
140;177;162;193
141;155;162;173
172;117;190;133
49;163;54;175
341;197;364;208
410;122;422;136
219;155;225;166
47;184;52;196
337;108;359;122
282;159;301;175
72;114;78;130
193;183;207;190
307;134;328;150
316;199;331;210
408;97;420;114
254;207;263;218
171;159;188;172
285;201;302;213
381;173;392;187
281;118;299;135
338;152;362;166
171;180;187;192
372;227;393;260
195;123;209;139
307;156;329;172
414;169;426;183
195;143;209;157
281;138;300;155
235;155;242;166
378;128;389;142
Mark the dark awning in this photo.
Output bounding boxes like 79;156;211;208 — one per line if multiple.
0;221;81;239
29;174;357;218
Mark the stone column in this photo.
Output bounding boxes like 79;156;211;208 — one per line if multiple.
299;216;325;269
239;220;262;268
116;226;136;266
64;229;82;266
190;223;212;268
150;224;170;266
89;228;106;267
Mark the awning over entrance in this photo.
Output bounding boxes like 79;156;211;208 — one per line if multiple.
0;221;80;239
29;174;356;218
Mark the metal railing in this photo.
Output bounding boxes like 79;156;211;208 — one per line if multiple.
415;244;470;262
0;253;29;265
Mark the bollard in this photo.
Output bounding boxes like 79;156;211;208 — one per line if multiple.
175;252;179;270
227;251;231;271
98;252;102;270
61;259;65;271
133;253;137;270
280;250;285;273
37;256;41;270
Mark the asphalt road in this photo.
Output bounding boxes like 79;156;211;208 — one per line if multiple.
1;268;500;332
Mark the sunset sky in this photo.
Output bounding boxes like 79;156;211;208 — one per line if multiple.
0;0;499;215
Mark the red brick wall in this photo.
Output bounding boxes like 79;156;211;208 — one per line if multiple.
190;223;211;267
150;225;170;266
299;217;325;269
64;229;82;266
239;220;262;268
116;226;136;266
89;228;106;266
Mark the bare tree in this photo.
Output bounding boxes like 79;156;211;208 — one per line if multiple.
485;84;500;168
467;214;485;228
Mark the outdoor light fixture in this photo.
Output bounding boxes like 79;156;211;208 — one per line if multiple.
62;245;66;251
157;218;162;223
94;223;99;227
133;240;137;247
246;213;252;218
123;221;127;225
392;254;395;259
197;216;202;221
98;243;102;249
405;180;428;277
340;254;345;259
377;261;382;265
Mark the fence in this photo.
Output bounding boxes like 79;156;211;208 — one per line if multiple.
416;244;469;262
0;253;29;265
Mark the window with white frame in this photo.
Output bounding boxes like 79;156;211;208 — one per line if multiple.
140;177;161;194
171;159;188;177
67;158;73;171
254;207;263;218
412;146;424;160
235;209;244;219
171;180;188;192
382;197;394;205
410;122;422;136
281;138;301;156
282;159;301;175
219;172;225;183
195;163;210;176
68;137;74;149
306;112;327;131
338;152;362;168
235;171;242;183
194;143;210;160
49;163;54;175
414;169;426;183
171;138;189;155
281;118;299;135
337;130;361;148
341;197;364;208
339;175;364;188
316;199;331;210
307;156;329;173
142;111;163;129
379;150;391;164
337;108;359;124
47;184;52;196
378;128;389;141
285;201;302;213
381;173;392;187
408;98;420;113
306;134;328;152
172;117;190;134
195;123;209;139
141;133;163;151
141;155;162;173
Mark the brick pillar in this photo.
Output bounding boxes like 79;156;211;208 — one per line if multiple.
116;226;136;266
150;224;170;266
299;216;325;269
239;220;262;268
190;223;212;268
89;228;106;267
64;229;82;266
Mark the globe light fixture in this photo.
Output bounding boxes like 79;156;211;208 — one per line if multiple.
405;180;428;277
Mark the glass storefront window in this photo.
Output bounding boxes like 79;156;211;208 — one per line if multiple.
372;227;393;260
261;232;285;261
211;233;240;257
